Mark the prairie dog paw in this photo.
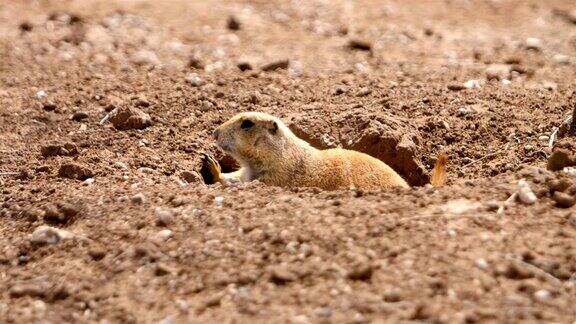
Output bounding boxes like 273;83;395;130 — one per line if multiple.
200;153;221;184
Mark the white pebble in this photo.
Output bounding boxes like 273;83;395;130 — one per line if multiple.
464;79;481;89
501;79;512;86
517;179;537;205
79;124;88;131
538;135;550;142
192;208;205;216
83;178;95;186
32;300;47;314
154;229;173;242
534;289;551;302
553;54;570;65
36;90;46;99
30;226;74;245
291;315;309;324
286;241;299;254
185;73;203;86
114;161;128;170
525;37;542;50
474;258;489;270
214;196;224;206
562;167;576;176
137;167;154;174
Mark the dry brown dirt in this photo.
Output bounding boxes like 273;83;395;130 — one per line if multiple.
1;0;576;323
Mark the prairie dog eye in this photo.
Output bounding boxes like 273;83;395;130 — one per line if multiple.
240;119;255;129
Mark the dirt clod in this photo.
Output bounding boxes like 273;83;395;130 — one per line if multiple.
227;15;241;30
261;59;290;72
42;102;57;112
131;193;146;205
552;191;575;208
41;143;78;158
58;163;93;180
237;62;252;71
547;149;574;171
447;83;466;91
269;266;296;285
347;263;373;281
88;247;107;261
348;39;372;51
106;106;152;130
71;111;89;121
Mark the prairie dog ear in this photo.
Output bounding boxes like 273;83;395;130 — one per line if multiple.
267;120;278;134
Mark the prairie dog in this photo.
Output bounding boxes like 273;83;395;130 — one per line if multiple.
202;112;446;190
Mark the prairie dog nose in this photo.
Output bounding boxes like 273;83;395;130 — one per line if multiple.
213;128;220;140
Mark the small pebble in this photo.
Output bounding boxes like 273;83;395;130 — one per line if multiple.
517;180;537;205
185;73;203;86
155;207;174;227
131;193;146;204
83;178;95;186
534;289;551;302
154;229;173;242
383;290;402;302
30;226;73;245
227;15;241;30
553;54;570;65
552;191;575;208
137;167;154;174
36;90;46;99
501;79;512;86
563;167;576;176
447;83;466;91
525;37;542;50
348;39;372;51
464;79;481;89
286;241;299;254
538;135;550;142
237;62;252;71
214;196;224;206
474;258;489;270
114;161;128;169
71;111;89;121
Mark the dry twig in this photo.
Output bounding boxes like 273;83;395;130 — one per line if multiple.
0;172;20;176
497;192;517;215
505;255;563;287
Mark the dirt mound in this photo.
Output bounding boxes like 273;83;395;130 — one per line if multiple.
288;112;430;186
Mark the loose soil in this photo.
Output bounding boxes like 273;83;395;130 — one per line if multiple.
1;0;576;323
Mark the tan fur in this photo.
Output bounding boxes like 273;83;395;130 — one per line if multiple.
210;112;444;190
430;152;448;187
211;112;410;190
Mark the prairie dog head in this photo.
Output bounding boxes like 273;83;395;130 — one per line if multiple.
213;112;292;166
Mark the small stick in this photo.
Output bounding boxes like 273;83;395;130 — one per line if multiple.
99;107;118;125
0;172;20;176
505;255;563;287
497;192;517;215
548;127;559;149
463;150;502;168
